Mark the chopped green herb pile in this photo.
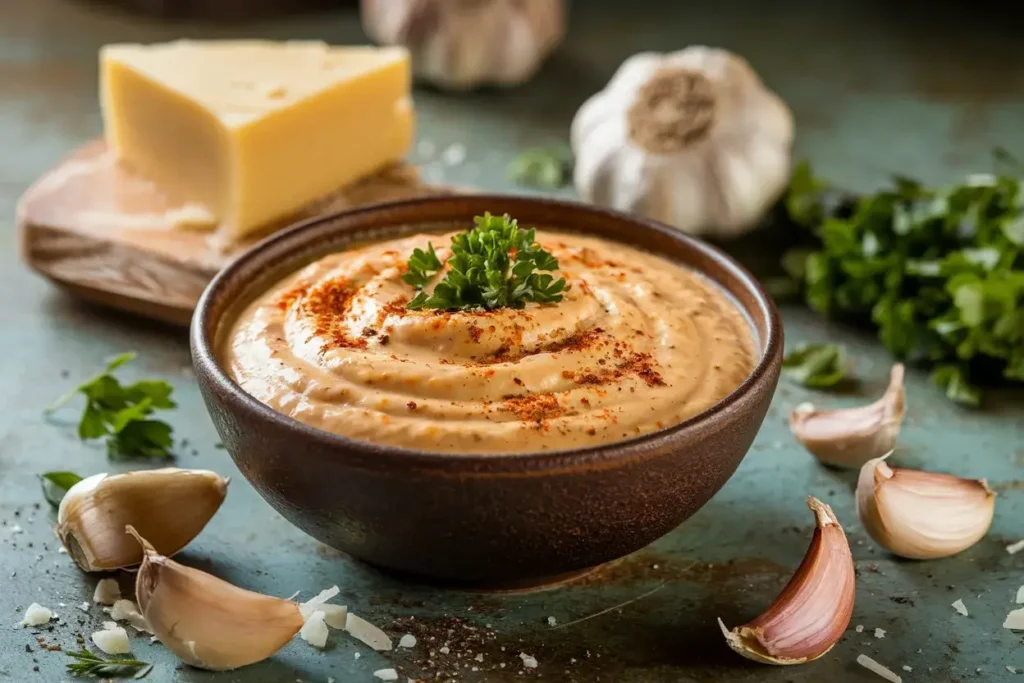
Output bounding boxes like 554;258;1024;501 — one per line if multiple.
783;343;851;389
47;352;176;459
783;161;1024;405
39;471;83;507
405;212;567;311
507;147;572;190
65;649;152;679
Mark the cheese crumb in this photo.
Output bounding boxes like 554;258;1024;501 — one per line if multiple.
354;652;361;660
520;653;538;668
1016;585;1024;604
19;603;53;627
1003;607;1024;631
78;601;89;613
855;624;864;633
547;616;557;627
902;665;913;672
373;669;399;681
1006;539;1024;555
399;634;417;648
10;524;23;534
300;611;329;649
1007;665;1019;674
874;627;886;639
439;646;450;655
92;623;131;654
93;578;121;605
475;654;484;662
856;654;902;682
952;599;969;616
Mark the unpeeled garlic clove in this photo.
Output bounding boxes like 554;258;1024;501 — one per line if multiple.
58;468;228;572
856;457;995;560
129;527;303;671
789;364;905;469
719;497;854;665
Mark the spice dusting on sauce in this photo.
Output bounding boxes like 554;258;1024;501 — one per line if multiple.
225;230;757;454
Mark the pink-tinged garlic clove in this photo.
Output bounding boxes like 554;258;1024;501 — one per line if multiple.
789;364;905;469
718;497;855;665
856;457;995;560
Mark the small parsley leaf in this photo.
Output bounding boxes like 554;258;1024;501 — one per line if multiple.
405;213;567;312
507;147;572;190
47;353;176;460
65;649;152;679
40;471;83;507
783;343;851;389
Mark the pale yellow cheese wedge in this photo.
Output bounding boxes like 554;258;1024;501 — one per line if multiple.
100;40;414;240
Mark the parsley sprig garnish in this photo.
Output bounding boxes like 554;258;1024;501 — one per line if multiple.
65;649;152;679
404;212;567;311
783;343;851;389
39;470;83;506
46;352;176;460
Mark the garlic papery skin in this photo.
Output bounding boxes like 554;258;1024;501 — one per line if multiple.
129;527;303;671
856;458;995;560
57;468;228;572
789;364;905;469
719;497;854;665
361;0;566;90
571;47;793;238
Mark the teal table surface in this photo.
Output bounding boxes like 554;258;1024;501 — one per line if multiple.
1;1;1022;681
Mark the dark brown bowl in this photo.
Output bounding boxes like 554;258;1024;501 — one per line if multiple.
191;195;783;584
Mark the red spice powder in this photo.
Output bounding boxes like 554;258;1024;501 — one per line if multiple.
500;393;565;424
276;284;309;311
468;325;484;343
302;278;367;350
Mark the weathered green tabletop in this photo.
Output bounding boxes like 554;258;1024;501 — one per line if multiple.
1;1;1022;681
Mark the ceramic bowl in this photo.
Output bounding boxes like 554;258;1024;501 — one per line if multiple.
191;195;783;585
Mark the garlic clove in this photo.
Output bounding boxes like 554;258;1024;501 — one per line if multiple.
719;497;854;665
129;527;303;671
855;457;995;560
58;468;228;572
789;364;905;469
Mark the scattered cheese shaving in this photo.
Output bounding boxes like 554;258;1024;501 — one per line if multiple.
855;624;864;633
57;547;67;554
439;646;450;655
952;599;969;616
475;654;484;662
354;652;361;660
299;585;340;619
345;612;393;651
547;616;557;627
874;628;886;638
300;611;329;649
520;653;538;668
19;603;53;627
902;665;912;672
320;603;348;629
10;524;23;534
373;669;399;681
93;578;121;605
1016;586;1024;604
1007;666;1019;674
1003;607;1024;631
91;623;131;655
78;601;89;613
857;654;902;682
399;634;417;648
1006;540;1024;555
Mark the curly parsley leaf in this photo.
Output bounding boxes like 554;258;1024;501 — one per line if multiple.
46;353;176;460
406;212;567;311
782;159;1024;405
65;649;152;679
783;343;851;388
39;471;83;507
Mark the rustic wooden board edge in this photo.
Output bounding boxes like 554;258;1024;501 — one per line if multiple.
18;140;458;326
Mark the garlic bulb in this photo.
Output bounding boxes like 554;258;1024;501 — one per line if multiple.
856;457;995;560
130;527;303;670
361;0;566;90
789;364;906;469
719;497;854;665
571;47;793;237
58;468;228;572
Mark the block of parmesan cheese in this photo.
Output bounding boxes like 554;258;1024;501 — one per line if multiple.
100;40;414;240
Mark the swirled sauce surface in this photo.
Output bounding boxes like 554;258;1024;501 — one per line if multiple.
225;231;757;453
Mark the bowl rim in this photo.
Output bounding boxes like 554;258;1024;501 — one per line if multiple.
191;194;782;471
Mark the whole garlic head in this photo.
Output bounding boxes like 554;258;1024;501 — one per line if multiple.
571;47;794;237
361;0;566;90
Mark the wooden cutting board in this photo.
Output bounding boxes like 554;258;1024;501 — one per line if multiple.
18;140;454;326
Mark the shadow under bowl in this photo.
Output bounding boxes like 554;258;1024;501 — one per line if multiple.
190;195;783;585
